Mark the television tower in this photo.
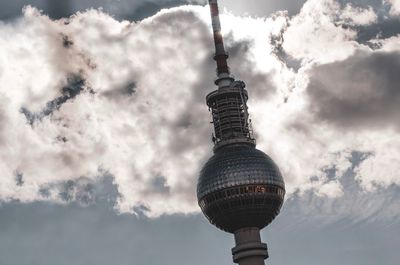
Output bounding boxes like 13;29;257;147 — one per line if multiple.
197;1;285;265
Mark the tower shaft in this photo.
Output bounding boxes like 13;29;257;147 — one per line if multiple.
232;228;268;265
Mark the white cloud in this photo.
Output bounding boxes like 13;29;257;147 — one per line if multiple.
282;0;361;64
340;4;377;26
385;0;400;16
0;6;213;215
355;131;400;191
316;181;344;198
0;1;399;219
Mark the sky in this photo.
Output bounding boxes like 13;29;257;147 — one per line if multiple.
0;0;399;264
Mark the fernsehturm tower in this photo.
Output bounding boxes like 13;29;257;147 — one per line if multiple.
197;1;286;265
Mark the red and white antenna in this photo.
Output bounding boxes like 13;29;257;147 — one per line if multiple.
208;0;234;88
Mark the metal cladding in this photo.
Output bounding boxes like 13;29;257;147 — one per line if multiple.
197;1;286;263
197;146;284;198
206;81;256;151
197;145;285;233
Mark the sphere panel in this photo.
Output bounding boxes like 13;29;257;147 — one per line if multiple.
197;145;285;232
197;146;285;199
199;187;284;232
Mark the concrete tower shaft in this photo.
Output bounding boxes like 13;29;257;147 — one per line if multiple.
232;228;269;265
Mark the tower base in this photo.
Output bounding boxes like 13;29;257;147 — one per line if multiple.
231;228;268;265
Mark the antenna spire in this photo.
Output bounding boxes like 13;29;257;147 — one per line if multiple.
208;0;234;87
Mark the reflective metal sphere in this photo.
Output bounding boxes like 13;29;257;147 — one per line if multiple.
197;145;285;233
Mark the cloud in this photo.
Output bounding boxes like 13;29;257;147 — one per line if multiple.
340;4;377;25
0;0;206;21
219;0;307;17
266;1;400;196
282;0;365;64
0;5;216;215
20;73;88;125
307;50;400;129
0;1;399;218
385;0;400;16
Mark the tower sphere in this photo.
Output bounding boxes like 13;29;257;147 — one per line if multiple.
197;144;285;233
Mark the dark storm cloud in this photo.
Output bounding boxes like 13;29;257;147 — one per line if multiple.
307;50;400;129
